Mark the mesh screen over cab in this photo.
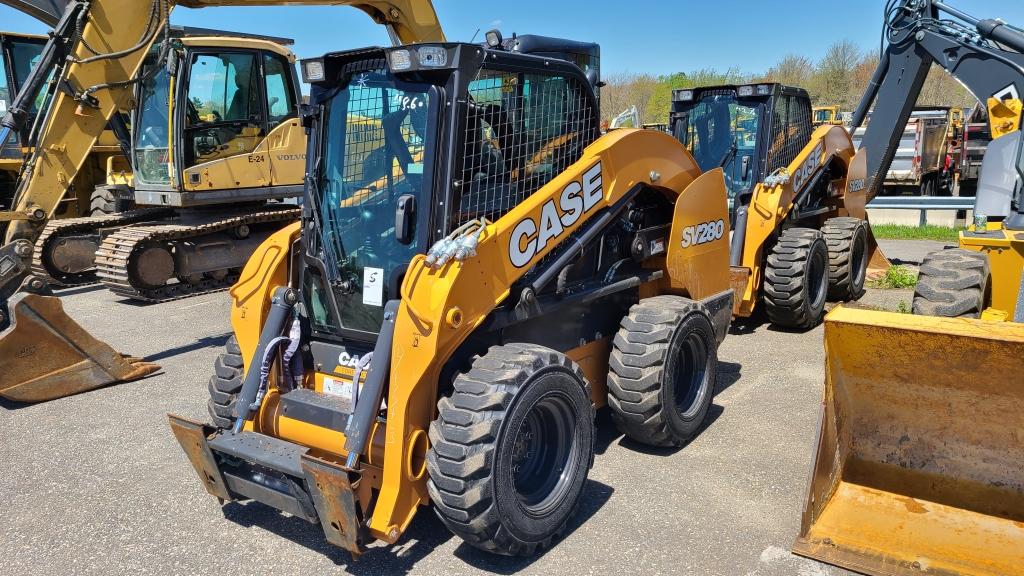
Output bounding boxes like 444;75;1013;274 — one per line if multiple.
453;67;598;229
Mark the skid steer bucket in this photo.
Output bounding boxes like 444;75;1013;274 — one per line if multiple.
793;307;1024;576
0;293;160;402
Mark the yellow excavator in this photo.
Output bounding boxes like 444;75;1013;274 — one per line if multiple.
794;1;1024;575
168;29;736;558
32;27;307;296
811;105;844;127
0;0;444;402
0;29;130;227
670;84;883;330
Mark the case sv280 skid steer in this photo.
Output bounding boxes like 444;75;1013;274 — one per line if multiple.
794;2;1024;575
0;0;444;402
169;33;735;556
670;83;885;330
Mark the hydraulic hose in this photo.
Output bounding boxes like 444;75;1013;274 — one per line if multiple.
231;287;298;432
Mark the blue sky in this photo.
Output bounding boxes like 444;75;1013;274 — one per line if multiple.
3;1;1024;75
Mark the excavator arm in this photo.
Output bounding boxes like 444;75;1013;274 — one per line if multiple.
795;3;1024;575
0;0;443;401
850;0;1024;225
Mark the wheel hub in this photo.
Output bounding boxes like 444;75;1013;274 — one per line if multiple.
510;392;577;516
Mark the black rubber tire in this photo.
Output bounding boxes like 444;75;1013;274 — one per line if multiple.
920;175;935;197
607;295;717;447
89;185;134;217
913;248;990;318
427;343;594;556
207;335;244;429
822;217;869;301
763;227;830;330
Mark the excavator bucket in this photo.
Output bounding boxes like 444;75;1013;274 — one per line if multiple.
0;293;160;402
793;307;1024;576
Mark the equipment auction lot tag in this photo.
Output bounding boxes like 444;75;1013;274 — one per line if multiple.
363;267;384;306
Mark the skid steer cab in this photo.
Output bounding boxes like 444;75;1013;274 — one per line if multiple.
670;84;886;330
170;36;734;557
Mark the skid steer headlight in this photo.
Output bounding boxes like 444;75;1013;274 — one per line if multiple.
389;49;413;71
674;89;694;102
737;85;755;97
418;46;448;67
757;84;773;96
302;59;325;83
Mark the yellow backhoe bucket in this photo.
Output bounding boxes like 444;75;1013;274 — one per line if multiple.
0;293;160;402
793;307;1024;576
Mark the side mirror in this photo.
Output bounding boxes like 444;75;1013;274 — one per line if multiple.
396;194;416;245
299;104;318;129
741;155;751;180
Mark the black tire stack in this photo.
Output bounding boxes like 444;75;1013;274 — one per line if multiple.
90;186;134;217
913;248;990;318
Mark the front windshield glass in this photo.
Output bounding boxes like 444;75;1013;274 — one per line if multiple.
676;92;762;203
134;65;172;185
2;38;47;151
10;38;48;115
308;70;433;335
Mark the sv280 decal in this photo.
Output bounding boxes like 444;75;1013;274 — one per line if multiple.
680;219;725;248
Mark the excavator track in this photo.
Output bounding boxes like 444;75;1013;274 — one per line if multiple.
31;209;173;287
95;207;300;303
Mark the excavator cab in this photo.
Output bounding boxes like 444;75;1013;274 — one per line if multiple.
131;32;304;206
0;32;46;213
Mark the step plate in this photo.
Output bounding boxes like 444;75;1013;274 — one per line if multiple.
207;427;306;477
279;388;352;433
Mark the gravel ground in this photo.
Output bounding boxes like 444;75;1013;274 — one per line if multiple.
0;242;927;576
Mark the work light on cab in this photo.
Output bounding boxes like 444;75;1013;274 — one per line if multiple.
302;59;325;83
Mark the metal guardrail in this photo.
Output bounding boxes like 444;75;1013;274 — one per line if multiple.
866;196;974;226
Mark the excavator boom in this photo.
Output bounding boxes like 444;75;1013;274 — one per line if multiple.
0;0;443;402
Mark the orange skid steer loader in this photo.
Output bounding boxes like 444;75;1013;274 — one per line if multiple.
169;36;737;556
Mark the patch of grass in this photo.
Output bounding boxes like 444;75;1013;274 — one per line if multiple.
869;265;919;289
896;300;911;314
871;223;961;242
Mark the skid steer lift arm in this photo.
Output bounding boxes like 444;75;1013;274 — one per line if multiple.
0;0;444;403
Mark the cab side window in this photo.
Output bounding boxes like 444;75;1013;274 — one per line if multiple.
184;51;264;169
263;52;296;126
